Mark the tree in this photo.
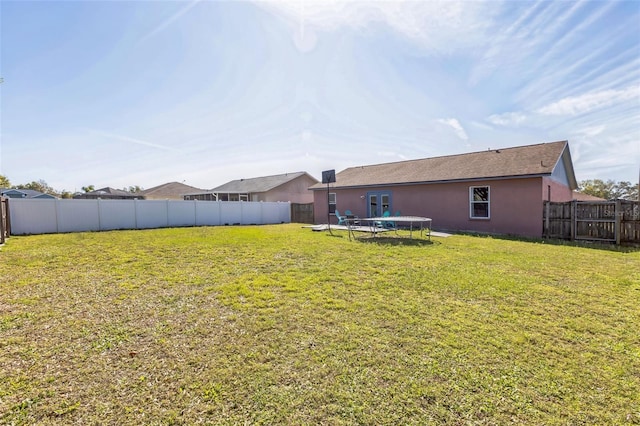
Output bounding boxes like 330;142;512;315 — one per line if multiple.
123;185;143;193
579;179;639;200
0;174;10;188
15;179;59;196
615;181;639;201
82;185;95;193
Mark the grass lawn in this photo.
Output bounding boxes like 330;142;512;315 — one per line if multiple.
1;224;639;425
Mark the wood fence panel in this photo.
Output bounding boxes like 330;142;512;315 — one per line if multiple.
291;203;314;224
543;202;572;239
543;200;640;244
620;201;640;243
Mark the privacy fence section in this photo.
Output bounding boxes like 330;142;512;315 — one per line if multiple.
290;203;314;224
543;200;640;244
8;199;291;235
1;197;9;244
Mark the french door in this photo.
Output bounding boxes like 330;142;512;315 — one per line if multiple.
367;191;392;217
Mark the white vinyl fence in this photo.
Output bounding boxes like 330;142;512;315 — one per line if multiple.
8;199;291;235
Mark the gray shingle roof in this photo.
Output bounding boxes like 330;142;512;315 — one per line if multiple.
140;182;205;199
211;172;315;193
310;141;573;189
1;188;55;198
572;191;606;201
82;187;138;197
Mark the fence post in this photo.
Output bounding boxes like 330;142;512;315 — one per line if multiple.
544;201;550;238
134;199;139;229
570;200;576;241
194;200;197;226
0;197;6;244
5;198;11;238
615;199;621;245
55;199;60;233
97;199;102;231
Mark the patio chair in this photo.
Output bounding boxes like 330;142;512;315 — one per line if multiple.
334;209;347;226
384;210;398;229
376;210;393;228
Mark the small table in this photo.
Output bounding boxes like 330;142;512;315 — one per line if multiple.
363;216;432;240
345;214;359;225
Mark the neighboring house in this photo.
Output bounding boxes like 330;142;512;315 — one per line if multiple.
309;140;577;238
572;191;607;201
184;172;318;203
73;187;144;200
0;188;57;199
139;182;206;200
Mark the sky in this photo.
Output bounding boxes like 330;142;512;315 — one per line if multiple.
1;0;639;193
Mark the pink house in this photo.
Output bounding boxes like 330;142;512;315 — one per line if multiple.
310;141;577;238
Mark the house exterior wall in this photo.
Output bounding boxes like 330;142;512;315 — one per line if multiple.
259;175;317;203
313;177;560;237
542;176;573;202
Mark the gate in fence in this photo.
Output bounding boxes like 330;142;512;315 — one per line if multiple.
543;200;640;244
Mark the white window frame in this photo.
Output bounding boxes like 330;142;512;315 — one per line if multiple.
469;186;490;219
328;192;337;214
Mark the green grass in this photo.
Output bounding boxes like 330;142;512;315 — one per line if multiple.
1;224;639;425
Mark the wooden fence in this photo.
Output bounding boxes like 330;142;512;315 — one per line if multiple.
543;200;640;244
0;197;9;244
291;203;314;224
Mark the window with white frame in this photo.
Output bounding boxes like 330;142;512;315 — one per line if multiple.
469;186;490;219
328;192;336;214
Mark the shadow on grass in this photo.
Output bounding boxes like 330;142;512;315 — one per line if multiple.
355;236;437;247
324;232;346;239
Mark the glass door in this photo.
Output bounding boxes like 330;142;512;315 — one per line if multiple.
367;191;392;217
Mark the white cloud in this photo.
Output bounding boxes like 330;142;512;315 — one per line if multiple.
86;129;182;153
537;86;639;116
259;1;494;53
487;112;526;127
437;118;468;141
575;125;606;137
469;121;494;131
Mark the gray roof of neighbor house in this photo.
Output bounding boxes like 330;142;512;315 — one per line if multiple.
139;182;206;199
572;191;606;201
0;188;56;198
75;187;140;198
310;141;577;190
209;172;318;193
